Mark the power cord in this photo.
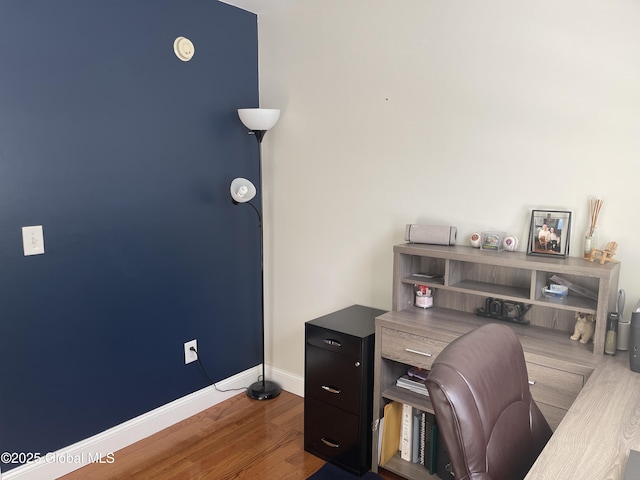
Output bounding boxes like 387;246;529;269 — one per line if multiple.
190;346;247;393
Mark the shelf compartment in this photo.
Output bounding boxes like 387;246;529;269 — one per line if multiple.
378;392;438;480
531;293;597;314
448;260;532;297
382;385;434;414
409;256;446;280
534;271;599;313
447;279;530;301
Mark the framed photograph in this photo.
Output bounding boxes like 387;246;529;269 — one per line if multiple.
527;210;572;257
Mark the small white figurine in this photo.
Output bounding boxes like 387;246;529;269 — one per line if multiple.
470;233;482;248
503;236;519;252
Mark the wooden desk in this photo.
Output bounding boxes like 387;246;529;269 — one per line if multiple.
526;354;640;479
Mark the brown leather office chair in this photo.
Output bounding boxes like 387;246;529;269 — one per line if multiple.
425;323;552;480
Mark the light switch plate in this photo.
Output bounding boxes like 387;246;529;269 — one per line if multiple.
22;225;45;256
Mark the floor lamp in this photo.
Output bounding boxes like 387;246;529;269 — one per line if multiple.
230;108;281;401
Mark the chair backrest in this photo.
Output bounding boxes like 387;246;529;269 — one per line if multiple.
425;323;552;480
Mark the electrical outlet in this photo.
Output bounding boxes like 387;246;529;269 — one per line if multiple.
184;339;197;364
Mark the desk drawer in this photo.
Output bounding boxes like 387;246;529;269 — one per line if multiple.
526;362;583;411
380;327;447;370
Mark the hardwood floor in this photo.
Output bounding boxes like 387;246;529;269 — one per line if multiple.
59;391;404;480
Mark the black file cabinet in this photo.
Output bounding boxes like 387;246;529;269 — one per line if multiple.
304;305;385;475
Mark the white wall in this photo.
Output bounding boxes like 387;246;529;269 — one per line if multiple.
257;0;640;378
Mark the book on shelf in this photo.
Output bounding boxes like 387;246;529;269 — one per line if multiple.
407;366;430;381
401;403;413;461
424;412;438;474
412;413;420;463
412;407;438;473
380;401;402;466
377;417;384;465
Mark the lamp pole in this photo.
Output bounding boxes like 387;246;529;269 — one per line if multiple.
247;131;281;400
233;108;282;400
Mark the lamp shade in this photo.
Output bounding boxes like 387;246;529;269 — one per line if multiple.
230;178;256;203
238;108;280;131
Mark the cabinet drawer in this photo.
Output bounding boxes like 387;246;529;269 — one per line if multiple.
304;398;361;471
306;324;362;358
380;327;447;370
526;362;583;410
305;345;362;413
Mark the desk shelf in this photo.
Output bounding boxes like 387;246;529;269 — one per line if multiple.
382;454;439;480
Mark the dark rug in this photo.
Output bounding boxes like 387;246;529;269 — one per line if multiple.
307;462;383;480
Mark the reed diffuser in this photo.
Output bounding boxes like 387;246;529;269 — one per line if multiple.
584;198;603;258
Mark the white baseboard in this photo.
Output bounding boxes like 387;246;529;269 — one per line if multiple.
2;365;303;480
270;364;304;397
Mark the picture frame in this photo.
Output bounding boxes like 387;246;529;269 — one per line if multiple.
527;210;572;257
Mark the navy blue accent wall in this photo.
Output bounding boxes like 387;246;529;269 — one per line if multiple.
0;0;260;469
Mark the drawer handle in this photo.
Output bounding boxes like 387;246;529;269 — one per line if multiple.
323;338;342;347
405;348;432;357
321;438;340;448
528;379;536;385
321;385;341;394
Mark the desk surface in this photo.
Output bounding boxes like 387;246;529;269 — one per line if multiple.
526;354;640;479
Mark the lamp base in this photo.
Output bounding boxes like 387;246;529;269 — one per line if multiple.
246;380;282;401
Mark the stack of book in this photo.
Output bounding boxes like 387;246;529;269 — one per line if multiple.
395;366;430;396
